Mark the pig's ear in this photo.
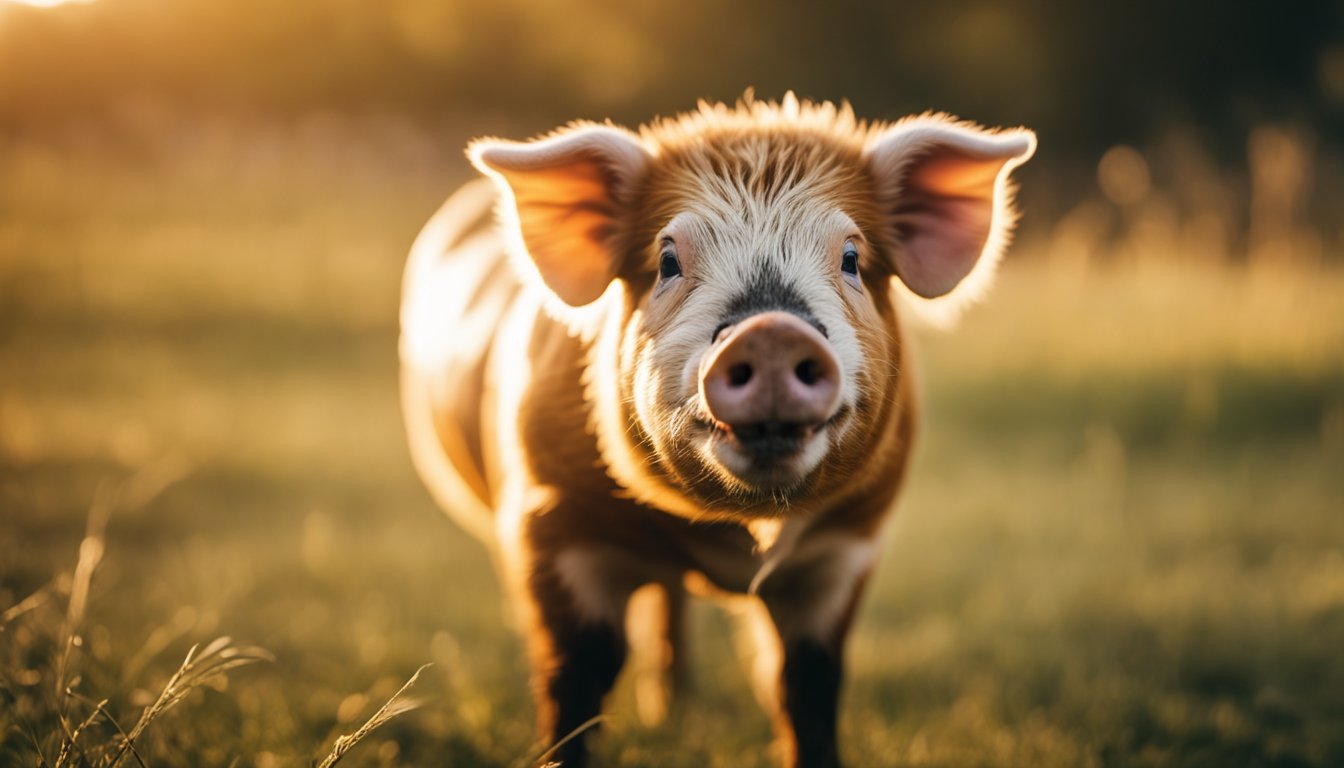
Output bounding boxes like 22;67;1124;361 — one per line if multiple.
864;116;1035;299
469;124;650;306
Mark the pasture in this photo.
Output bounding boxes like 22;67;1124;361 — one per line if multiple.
2;117;1342;766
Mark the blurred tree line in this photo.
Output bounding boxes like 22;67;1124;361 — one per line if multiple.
1;0;1341;253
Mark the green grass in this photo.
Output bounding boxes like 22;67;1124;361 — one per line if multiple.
2;118;1343;766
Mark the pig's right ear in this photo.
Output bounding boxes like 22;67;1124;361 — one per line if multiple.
469;124;651;307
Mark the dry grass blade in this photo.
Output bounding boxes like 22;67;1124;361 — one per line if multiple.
526;715;606;768
1;584;53;626
315;664;431;768
53;698;109;768
83;692;149;768
53;481;114;735
106;637;273;768
52;457;189;717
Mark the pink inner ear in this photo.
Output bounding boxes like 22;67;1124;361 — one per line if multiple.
471;124;649;308
893;151;1010;298
496;160;621;306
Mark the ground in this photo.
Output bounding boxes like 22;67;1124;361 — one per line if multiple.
2;117;1342;766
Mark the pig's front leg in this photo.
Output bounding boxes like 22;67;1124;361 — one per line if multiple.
756;537;878;768
515;508;645;766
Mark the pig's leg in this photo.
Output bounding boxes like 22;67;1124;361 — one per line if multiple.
732;598;784;714
755;540;877;768
627;581;689;725
662;584;689;695
516;531;642;766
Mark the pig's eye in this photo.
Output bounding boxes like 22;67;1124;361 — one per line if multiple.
841;240;859;275
659;241;682;280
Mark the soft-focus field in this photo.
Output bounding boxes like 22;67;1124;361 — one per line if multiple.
2;120;1343;767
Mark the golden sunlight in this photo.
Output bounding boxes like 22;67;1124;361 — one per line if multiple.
3;0;95;7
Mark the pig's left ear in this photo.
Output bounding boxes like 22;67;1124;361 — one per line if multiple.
864;116;1036;299
469;124;651;306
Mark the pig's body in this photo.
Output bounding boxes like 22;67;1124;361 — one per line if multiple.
401;96;1033;767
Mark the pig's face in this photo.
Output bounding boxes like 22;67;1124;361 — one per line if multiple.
625;134;892;506
471;97;1034;516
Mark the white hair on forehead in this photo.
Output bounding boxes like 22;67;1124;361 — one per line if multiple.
656;171;869;413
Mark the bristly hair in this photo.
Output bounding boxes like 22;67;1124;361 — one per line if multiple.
639;90;871;153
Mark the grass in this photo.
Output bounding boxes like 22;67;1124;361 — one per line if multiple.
2;115;1343;766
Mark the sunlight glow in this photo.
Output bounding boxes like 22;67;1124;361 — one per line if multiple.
3;0;95;7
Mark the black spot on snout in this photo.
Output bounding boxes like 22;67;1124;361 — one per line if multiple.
719;263;827;339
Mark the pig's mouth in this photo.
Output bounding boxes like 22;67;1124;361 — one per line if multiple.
715;420;815;457
695;406;848;491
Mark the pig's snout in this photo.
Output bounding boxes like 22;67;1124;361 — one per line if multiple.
699;312;842;446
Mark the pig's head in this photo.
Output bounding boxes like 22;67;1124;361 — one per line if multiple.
471;96;1034;519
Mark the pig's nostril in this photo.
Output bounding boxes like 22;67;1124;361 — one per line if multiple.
795;359;821;386
727;363;753;387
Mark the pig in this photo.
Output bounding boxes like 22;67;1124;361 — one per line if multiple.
400;93;1034;767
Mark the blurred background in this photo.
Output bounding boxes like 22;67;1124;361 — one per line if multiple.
2;1;1342;766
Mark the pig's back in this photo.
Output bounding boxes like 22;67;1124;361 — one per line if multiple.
400;179;522;542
